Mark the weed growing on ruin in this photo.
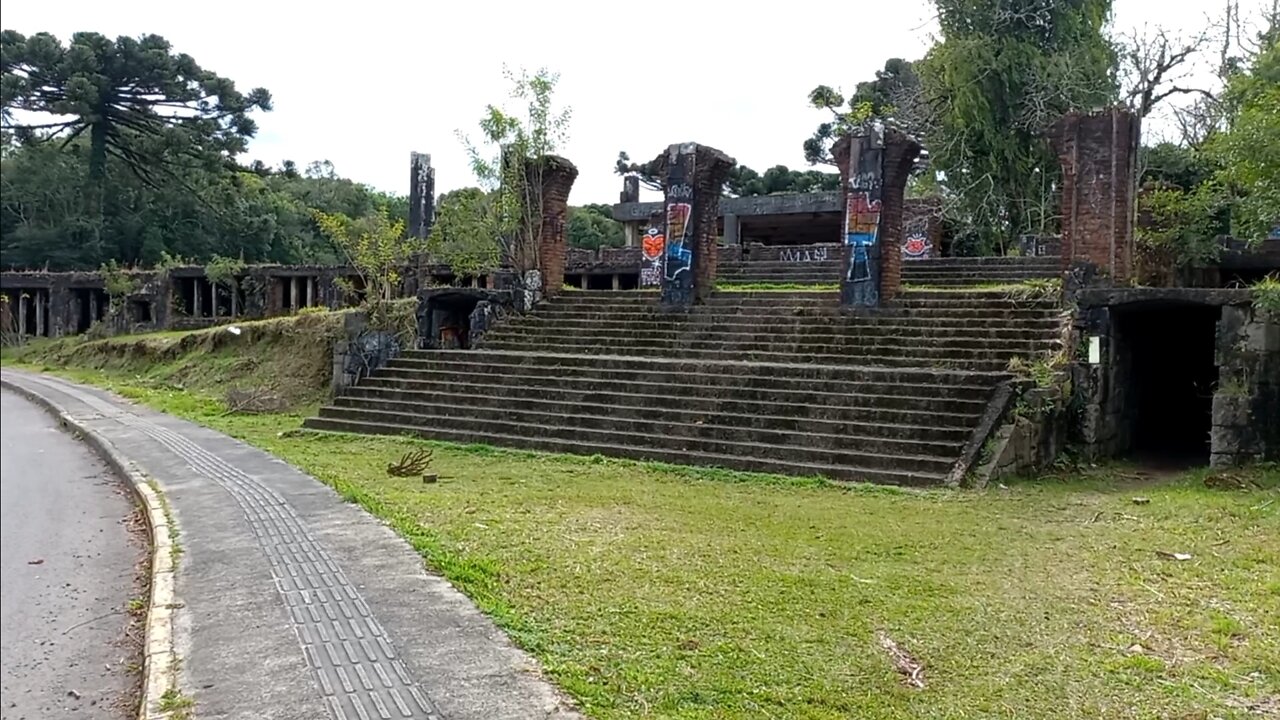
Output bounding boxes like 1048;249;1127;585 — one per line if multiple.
1251;275;1280;318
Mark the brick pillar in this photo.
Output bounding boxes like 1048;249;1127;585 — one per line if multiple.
653;142;736;306
531;155;578;298
833;127;921;307
1050;107;1141;285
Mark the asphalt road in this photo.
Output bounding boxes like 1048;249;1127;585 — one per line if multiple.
1;390;142;720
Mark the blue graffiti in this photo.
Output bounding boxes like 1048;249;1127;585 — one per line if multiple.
847;231;877;282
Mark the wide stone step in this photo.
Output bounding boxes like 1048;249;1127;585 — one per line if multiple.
904;277;1059;287
310;406;956;476
393;350;1006;386
532;306;1063;321
330;394;968;453
347;379;986;427
483;328;1056;353
719;264;842;272
518;314;1064;333
893;296;1059;308
502;320;1060;342
360;376;988;415
384;354;1000;397
902;266;1060;275
720;261;843;271
472;341;1032;372
907;256;1061;267
301;416;946;486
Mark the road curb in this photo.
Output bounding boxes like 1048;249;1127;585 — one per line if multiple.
1;376;182;720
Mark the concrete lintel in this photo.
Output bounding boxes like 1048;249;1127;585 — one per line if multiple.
611;191;843;222
1076;287;1255;308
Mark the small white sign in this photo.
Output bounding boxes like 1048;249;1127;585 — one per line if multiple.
1088;336;1101;365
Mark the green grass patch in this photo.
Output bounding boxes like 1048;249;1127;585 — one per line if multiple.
6;318;1279;719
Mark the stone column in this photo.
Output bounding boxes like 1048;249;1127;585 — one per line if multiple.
723;213;741;246
833;126;921;307
289;277;299;311
529;155;579;298
409;152;436;240
35;291;45;337
210;281;219;319
192;280;202;317
89;291;99;326
18;293;28;336
620;176;640;203
1050;107;1141;285
652;142;736;306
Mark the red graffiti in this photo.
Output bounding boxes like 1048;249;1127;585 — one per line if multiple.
642;227;665;260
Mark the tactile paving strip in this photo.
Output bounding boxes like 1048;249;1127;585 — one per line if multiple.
27;375;444;720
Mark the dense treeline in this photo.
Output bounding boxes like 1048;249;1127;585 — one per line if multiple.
0;143;408;270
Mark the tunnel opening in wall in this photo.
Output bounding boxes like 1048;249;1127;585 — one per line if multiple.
1113;303;1221;467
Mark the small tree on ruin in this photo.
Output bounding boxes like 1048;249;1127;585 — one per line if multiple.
314;208;420;328
442;67;571;284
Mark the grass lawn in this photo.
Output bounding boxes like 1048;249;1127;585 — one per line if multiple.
3;354;1277;719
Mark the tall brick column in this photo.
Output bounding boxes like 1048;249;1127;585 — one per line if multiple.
1050;108;1141;285
833;127;920;307
650;143;736;306
529;155;578;298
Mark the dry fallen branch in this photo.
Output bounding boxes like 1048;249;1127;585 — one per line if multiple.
878;631;926;689
223;386;286;415
386;449;434;478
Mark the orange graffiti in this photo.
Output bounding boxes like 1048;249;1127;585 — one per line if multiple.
666;202;692;244
642;228;665;260
846;193;881;236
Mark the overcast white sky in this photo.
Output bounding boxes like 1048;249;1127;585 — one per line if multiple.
2;0;1247;204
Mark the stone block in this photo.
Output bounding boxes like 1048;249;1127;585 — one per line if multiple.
1211;394;1253;428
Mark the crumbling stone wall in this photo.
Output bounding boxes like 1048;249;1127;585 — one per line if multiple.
1212;305;1280;466
1070;289;1279;464
1051;108;1141;285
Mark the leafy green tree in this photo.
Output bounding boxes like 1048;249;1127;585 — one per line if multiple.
725;165;840;197
917;0;1117;252
454;66;572;278
1;31;271;185
314;208;420;327
567;204;625;250
427;188;502;277
615;155;839;198
804;59;922;166
1206;36;1279;241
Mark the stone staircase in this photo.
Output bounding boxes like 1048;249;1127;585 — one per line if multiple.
717;246;841;285
305;289;1065;485
903;256;1061;287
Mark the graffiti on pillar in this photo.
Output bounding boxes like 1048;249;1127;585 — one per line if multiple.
664;201;693;280
845;191;882;299
640;226;665;286
661;146;698;306
841;135;884;307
